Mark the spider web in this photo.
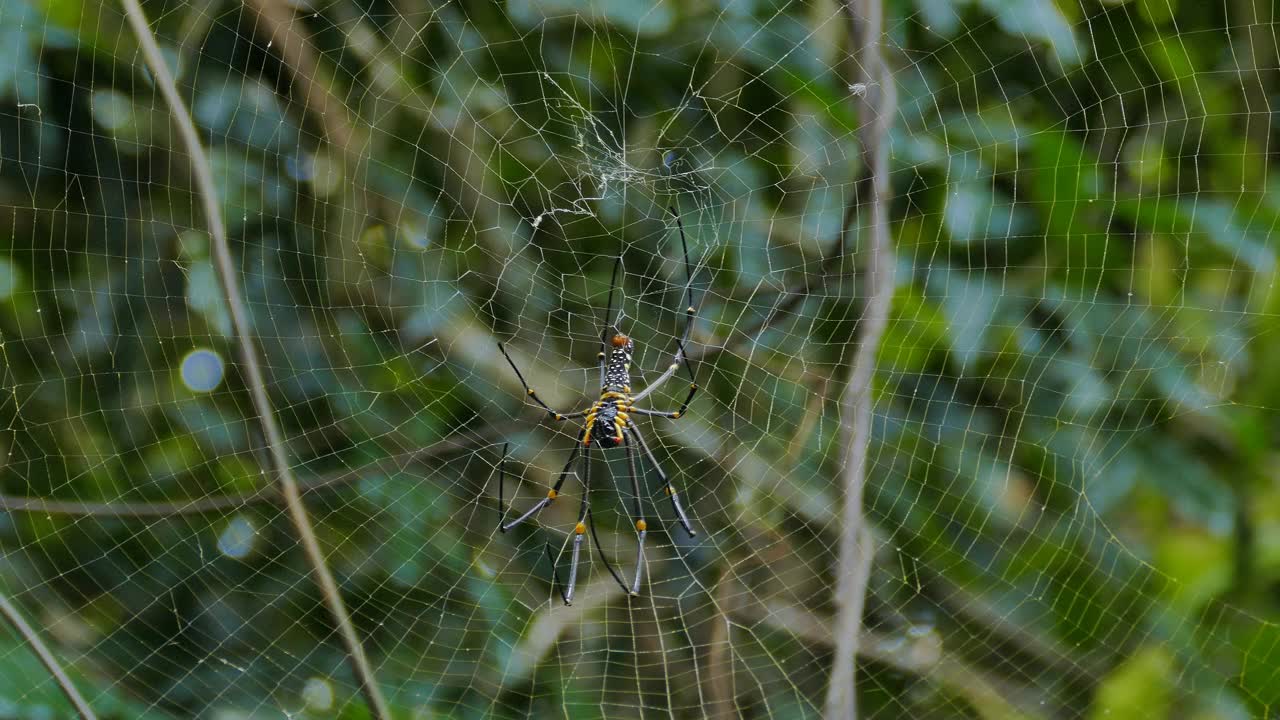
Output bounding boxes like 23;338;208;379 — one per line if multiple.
0;0;1276;718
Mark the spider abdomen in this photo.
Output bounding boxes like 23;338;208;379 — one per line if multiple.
603;334;635;392
585;396;629;448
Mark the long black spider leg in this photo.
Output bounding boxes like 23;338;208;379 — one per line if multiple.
502;444;568;604
543;543;569;605
499;428;584;533
627;424;697;537
562;445;592;605
586;509;630;595
497;342;586;421
497;442;509;524
628;337;698;420
631;206;699;404
623;432;647;595
670;204;696;339
598;254;623;389
549;512;632;604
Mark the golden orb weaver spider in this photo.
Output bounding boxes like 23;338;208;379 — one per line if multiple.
496;207;699;605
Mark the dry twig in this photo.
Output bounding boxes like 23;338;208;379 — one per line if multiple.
0;433;492;518
117;2;391;717
0;591;98;719
824;0;896;718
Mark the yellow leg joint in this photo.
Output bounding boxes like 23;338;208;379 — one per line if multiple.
574;521;586;535
547;489;558;499
635;519;647;532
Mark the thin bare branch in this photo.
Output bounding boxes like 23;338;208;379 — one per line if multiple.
733;594;1041;720
245;0;361;151
0;432;492;518
0;590;98;720
117;3;391;718
705;569;738;720
825;0;896;718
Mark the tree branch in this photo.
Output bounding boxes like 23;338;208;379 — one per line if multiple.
117;2;391;718
824;0;896;718
705;569;738;720
0;432;492;517
730;582;1042;720
0;590;98;720
245;0;361;151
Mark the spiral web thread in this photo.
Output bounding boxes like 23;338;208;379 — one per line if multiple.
0;1;1276;718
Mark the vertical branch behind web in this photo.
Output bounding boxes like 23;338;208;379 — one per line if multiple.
825;0;896;718
117;2;392;719
0;591;98;719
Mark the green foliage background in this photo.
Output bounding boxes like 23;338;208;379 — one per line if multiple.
0;0;1277;718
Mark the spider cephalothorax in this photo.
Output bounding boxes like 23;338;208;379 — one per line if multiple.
495;207;699;604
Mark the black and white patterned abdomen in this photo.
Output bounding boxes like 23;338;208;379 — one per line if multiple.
604;336;634;392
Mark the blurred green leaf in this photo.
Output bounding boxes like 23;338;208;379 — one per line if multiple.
208;148;292;233
1088;646;1174;720
195;77;298;152
1155;528;1232;613
186;260;232;337
35;0;135;61
0;0;48;103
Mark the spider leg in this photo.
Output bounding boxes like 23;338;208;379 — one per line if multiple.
498;429;584;533
497;342;585;420
631;205;699;404
562;445;592;605
543;543;569;605
628;340;698;419
597;254;623;389
627;423;697;537
623;432;647;595
551;512;632;604
497;442;509;520
586;509;630;595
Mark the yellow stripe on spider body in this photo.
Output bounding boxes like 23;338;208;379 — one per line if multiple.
585;394;632;448
583;335;639;449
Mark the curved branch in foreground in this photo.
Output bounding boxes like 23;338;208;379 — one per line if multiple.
825;0;897;718
116;2;390;718
0;590;98;720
